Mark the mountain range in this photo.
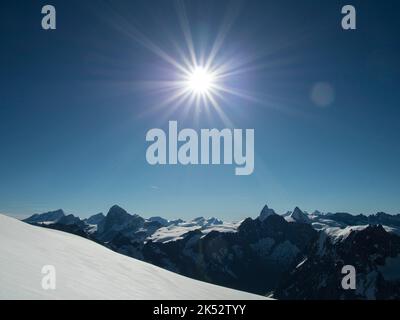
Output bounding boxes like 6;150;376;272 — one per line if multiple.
22;204;400;299
0;214;265;300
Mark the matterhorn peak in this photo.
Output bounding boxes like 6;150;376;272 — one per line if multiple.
259;205;277;222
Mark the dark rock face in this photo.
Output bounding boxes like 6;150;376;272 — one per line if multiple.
369;213;400;228
274;225;400;300
85;213;105;225
140;215;317;294
290;207;311;224
57;214;85;226
95;205;145;242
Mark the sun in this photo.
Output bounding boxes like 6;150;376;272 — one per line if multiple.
186;66;216;95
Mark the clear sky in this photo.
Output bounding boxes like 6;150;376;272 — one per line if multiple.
1;0;400;220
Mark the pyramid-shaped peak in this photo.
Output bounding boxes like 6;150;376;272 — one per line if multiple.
290;207;311;224
259;205;277;222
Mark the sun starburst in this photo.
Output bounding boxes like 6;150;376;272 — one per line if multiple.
186;66;216;95
101;0;263;125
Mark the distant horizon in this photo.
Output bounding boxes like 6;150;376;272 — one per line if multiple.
3;202;400;221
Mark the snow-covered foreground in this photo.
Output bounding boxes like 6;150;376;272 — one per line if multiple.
0;214;267;300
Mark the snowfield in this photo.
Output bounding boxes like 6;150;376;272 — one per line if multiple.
148;221;240;243
0;214;267;300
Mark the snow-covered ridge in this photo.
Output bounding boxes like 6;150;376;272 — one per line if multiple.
22;205;400;246
23;206;243;244
0;214;267;300
323;225;370;243
323;225;399;243
148;219;241;243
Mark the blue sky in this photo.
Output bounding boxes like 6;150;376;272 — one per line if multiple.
1;0;400;220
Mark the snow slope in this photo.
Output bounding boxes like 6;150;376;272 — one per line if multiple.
0;214;267;300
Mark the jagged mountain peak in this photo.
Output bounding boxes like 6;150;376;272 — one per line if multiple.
259;204;277;222
290;207;311;224
96;205;145;241
105;205;144;221
107;205;130;216
293;207;302;214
